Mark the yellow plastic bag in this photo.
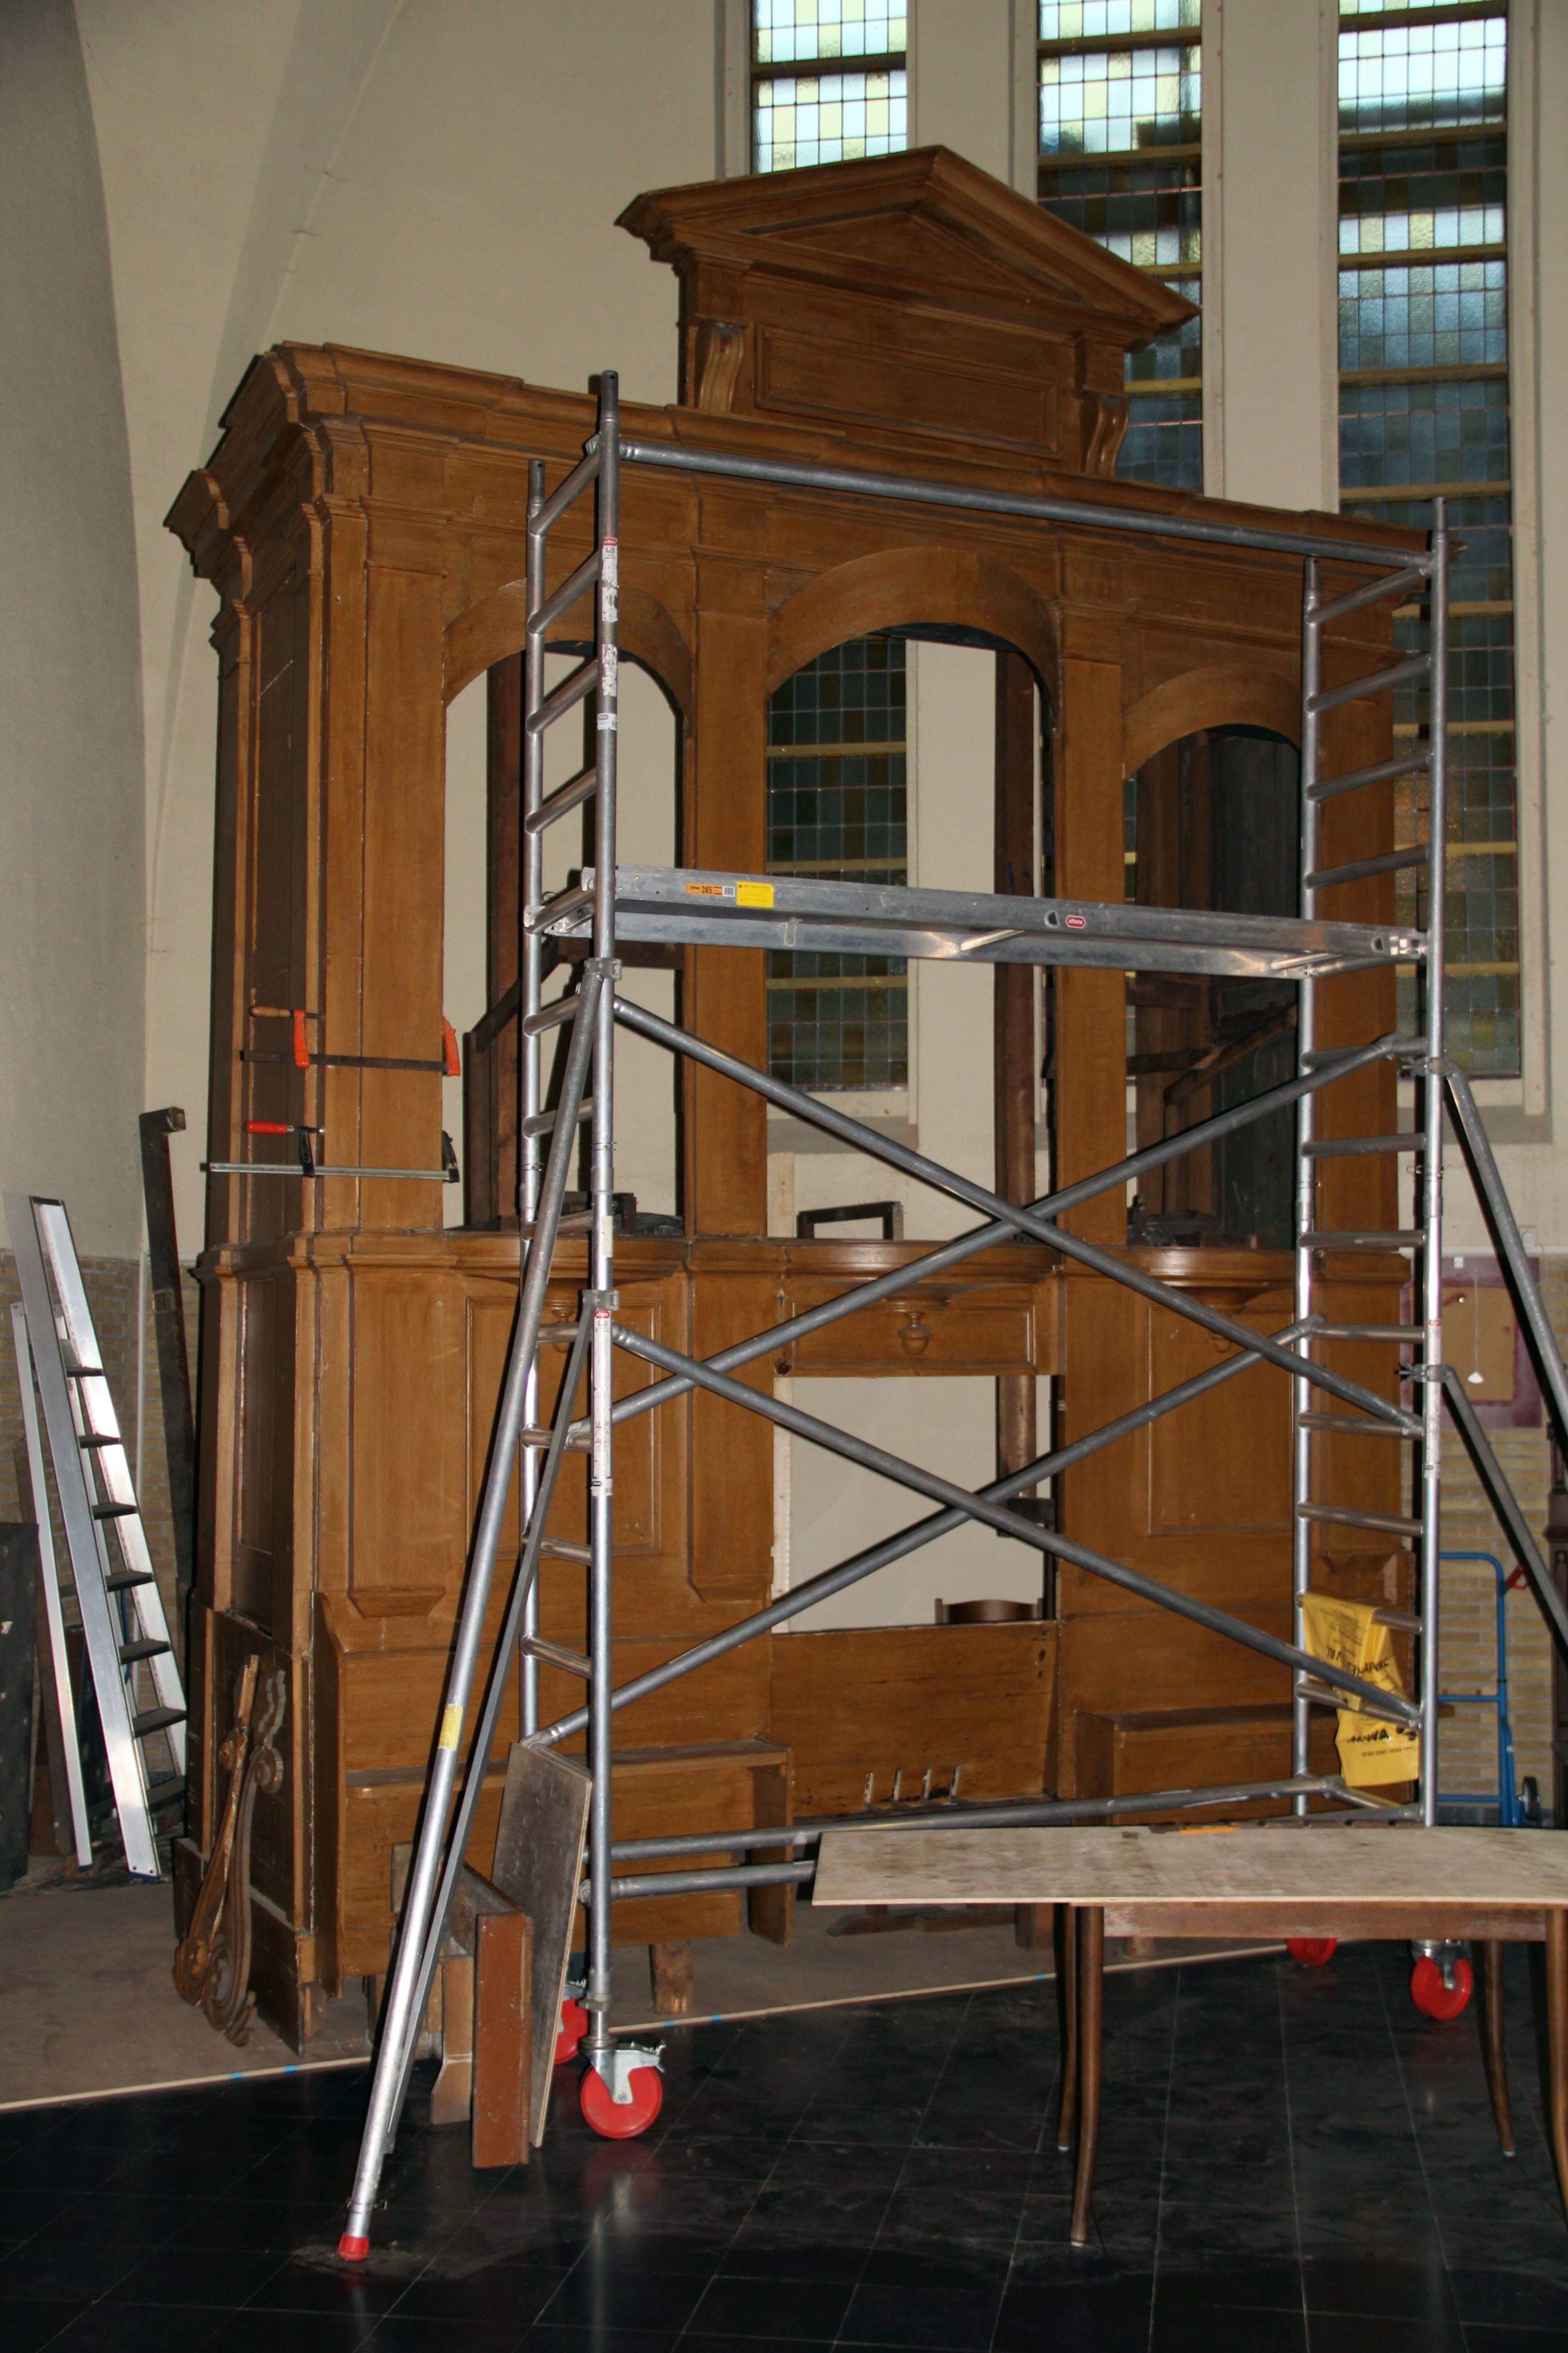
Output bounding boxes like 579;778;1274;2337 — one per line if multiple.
1300;1593;1421;1788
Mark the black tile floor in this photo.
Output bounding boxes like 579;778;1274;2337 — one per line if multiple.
2;1942;1566;2350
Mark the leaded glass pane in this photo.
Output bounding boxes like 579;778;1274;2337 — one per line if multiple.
1338;6;1517;1075
766;639;909;1091
1038;16;1203;492
753;2;907;175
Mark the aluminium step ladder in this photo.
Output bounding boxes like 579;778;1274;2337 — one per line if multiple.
6;1194;187;1880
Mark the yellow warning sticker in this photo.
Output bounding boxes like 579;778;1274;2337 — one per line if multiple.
736;880;775;908
438;1703;464;1752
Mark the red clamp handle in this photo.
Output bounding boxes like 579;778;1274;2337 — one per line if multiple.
246;1121;291;1136
442;1018;461;1078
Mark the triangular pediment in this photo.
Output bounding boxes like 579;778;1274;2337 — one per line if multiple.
621;145;1192;352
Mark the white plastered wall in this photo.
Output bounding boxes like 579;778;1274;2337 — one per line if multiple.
73;0;719;1250
0;1;145;1256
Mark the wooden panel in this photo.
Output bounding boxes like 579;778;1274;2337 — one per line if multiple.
232;1274;282;1632
1052;656;1125;1243
785;1284;1038;1375
1076;1703;1337;1820
349;1270;467;1619
771;1623;1056;1817
757;325;1060;452
473;1910;531;2168
1146;1305;1293;1536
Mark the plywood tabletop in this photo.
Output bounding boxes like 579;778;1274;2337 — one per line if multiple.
812;1824;1568;1910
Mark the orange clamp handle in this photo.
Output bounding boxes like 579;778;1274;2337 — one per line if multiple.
246;1121;291;1136
441;1018;461;1078
292;1010;310;1069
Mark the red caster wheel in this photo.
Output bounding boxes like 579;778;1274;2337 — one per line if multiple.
1287;1937;1338;1968
555;1997;589;2066
1411;1953;1473;2020
580;2059;663;2139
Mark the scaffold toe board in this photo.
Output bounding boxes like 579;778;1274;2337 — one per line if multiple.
532;865;1428;979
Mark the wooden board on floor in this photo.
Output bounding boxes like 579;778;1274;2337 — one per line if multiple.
490;1743;590;2147
813;1824;1568;1911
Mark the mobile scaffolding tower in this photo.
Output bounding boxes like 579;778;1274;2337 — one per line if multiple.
339;373;1568;2255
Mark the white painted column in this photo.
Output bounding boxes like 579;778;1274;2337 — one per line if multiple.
1203;0;1339;511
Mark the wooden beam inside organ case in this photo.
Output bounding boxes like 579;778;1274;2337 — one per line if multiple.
167;147;1416;2044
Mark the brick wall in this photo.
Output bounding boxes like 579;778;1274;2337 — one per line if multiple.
1;1247;199;1671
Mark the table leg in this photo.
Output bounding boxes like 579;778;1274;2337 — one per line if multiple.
1476;1939;1515;2158
1069;1907;1104;2247
1056;1903;1077;2153
1547;1911;1568;2216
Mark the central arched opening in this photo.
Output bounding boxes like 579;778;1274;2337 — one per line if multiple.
1125;723;1302;1251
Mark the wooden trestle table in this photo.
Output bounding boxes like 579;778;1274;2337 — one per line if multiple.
813;1823;1568;2243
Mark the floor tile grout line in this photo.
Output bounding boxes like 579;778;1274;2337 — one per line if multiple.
1372;1943;1476;2348
981;1977;1059;2353
1145;1955;1183;2353
1275;1950;1310;2351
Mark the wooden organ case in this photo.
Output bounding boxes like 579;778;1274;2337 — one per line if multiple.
169;150;1416;2045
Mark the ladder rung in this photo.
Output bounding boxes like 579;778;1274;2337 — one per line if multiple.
1301;1134;1426;1158
524;653;598;738
119;1638;172;1665
1313;1324;1422;1344
64;1363;104;1380
520;1426;589;1451
132;1706;187;1739
146;1776;186;1811
520;1210;594;1240
1306;748;1430;807
520;1634;592;1679
1300;1038;1420;1066
520;1100;593;1142
1297;1412;1413;1440
1306;651;1430;716
1297;1502;1424;1538
539;1321;581;1344
1373;1608;1423;1633
77;1432;120;1449
526;885;594;935
1313;565;1431;628
523;765;598;839
91;1501;138;1521
1295;1677;1412;1727
1302;1230;1422;1251
104;1571;156;1593
1306;846;1429;893
522;997;580;1039
539;1538;591;1565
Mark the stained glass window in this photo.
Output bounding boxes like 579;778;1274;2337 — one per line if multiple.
1038;2;1203;492
766;639;909;1091
1338;5;1517;1074
753;2;908;174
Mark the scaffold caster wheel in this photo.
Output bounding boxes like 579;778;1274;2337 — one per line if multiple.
1286;1937;1338;1968
1411;1953;1473;2020
580;2045;664;2140
555;1998;589;2066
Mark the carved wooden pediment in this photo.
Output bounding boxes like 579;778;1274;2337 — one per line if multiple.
620;145;1195;480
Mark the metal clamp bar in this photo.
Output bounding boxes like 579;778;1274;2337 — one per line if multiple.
1302;1134;1425;1159
617;437;1421;572
1306;651;1430;716
204;1162;457;1182
610;1321;1419;1723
